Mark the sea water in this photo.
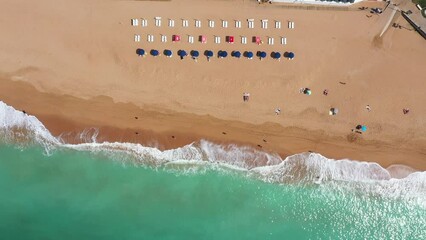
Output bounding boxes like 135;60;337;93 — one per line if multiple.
0;101;425;239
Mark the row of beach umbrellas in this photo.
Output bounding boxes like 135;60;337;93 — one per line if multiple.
136;49;295;60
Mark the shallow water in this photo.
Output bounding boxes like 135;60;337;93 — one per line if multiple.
1;100;425;239
0;145;425;239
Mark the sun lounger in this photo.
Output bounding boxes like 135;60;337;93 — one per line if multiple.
131;19;139;26
134;34;141;42
168;19;175;27
155;17;161;27
241;36;247;44
195;20;201;28
209;20;215;28
268;37;274;45
161;35;167;43
235;20;241;28
247;19;254;29
147;34;154;42
275;21;281;29
281;37;287;45
261;19;268;29
182;19;189;27
215;36;221;44
222;20;228;28
141;19;147;27
288;21;295;29
188;35;194;43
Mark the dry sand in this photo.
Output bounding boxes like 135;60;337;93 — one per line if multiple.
0;0;425;171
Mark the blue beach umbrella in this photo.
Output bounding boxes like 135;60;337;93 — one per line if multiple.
190;50;199;58
287;52;295;59
150;49;159;56
205;50;214;61
245;51;253;59
259;51;267;59
178;50;187;59
232;51;241;58
164;49;172;57
218;50;228;58
274;52;281;60
136;48;145;56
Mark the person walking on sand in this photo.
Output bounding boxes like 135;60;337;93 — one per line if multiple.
366;105;371;112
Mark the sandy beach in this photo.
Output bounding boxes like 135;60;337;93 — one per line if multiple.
0;0;425;171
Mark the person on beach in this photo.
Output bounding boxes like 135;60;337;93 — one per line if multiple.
275;108;281;115
243;92;250;102
323;89;328;96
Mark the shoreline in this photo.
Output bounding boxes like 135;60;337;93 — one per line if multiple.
1;78;424;173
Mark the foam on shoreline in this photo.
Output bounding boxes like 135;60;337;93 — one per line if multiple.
1;100;424;200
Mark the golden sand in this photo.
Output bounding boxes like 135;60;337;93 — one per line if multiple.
0;0;425;170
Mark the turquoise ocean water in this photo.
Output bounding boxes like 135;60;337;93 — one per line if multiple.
0;101;425;239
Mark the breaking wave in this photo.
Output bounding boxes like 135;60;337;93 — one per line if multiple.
1;101;425;203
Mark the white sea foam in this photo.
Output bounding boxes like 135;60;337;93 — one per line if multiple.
1;100;425;201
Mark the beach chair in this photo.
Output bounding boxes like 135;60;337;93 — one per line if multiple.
195;20;201;28
140;19;147;27
254;36;261;45
134;34;141;42
209;20;215;28
131;19;139;26
281;37;287;45
161;35;167;43
241;36;247;44
275;20;281;29
268;37;274;45
235;20;241;28
247;19;254;29
168;19;175;27
288;21;294;29
226;36;234;44
147;34;154;42
222;20;228;28
261;19;268;29
188;35;194;43
182;19;189;27
215;36;221;44
155;17;161;27
172;35;180;42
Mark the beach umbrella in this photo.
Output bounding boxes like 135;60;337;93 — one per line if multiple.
218;50;228;58
136;48;145;56
246;51;253;59
232;51;241;58
273;52;281;59
361;125;367;132
150;49;159;56
303;88;311;95
178;50;187;59
287;52;295;59
259;51;267;59
190;50;199;58
205;50;214;61
164;49;172;57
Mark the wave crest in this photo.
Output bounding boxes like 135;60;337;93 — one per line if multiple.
0;100;425;201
